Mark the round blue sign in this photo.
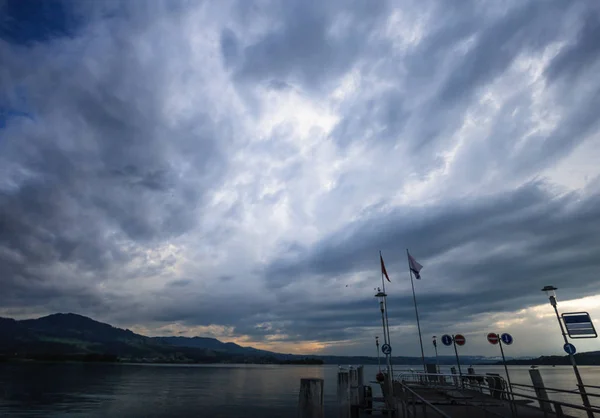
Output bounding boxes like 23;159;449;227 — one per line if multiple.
441;334;453;346
500;333;513;345
381;343;392;355
564;343;576;355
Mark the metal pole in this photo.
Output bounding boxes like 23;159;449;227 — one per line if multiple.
383;296;394;379
550;297;593;418
379;297;393;397
499;338;517;418
376;337;381;373
498;340;513;396
407;250;426;373
434;341;439;374
452;336;463;385
380;252;394;379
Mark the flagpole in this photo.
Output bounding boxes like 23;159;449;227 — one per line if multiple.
379;252;392;350
379;251;394;380
407;249;426;373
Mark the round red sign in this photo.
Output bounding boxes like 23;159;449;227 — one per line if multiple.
454;334;466;346
487;333;499;345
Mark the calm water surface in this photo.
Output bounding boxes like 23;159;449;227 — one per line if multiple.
1;363;599;417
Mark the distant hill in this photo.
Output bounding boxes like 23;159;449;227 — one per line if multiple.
150;336;273;356
1;313;573;366
501;351;600;366
0;313;234;363
0;313;318;364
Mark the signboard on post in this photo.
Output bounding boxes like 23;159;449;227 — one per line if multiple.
487;331;515;412
487;333;499;345
501;333;513;345
451;334;465;380
381;343;392;355
562;312;597;339
454;334;466;346
564;343;577;355
441;334;453;346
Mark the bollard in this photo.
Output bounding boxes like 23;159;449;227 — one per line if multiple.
298;378;324;418
338;370;350;418
529;368;552;413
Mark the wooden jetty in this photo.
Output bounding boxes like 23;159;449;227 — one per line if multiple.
297;366;600;418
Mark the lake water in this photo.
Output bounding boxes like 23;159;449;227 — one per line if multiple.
1;363;599;417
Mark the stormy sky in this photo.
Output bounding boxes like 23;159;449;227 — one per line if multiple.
2;0;600;357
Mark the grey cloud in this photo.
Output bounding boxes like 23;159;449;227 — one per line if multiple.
260;181;600;340
231;0;392;90
220;28;239;69
330;1;582;175
3;0;600;356
436;2;565;106
167;279;192;288
545;11;600;83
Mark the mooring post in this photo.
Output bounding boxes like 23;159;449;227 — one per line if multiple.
338;369;350;418
529;368;553;413
298;378;324;418
349;367;360;406
357;365;365;406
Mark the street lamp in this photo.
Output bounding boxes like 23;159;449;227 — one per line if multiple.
541;285;593;418
542;285;558;307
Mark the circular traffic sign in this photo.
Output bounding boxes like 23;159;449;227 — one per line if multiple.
487;333;499;345
564;343;576;355
381;343;392;355
441;334;453;346
454;334;466;346
501;333;513;345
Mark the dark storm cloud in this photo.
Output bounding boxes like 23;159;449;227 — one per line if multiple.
0;2;231;312
262;181;600;336
2;0;600;356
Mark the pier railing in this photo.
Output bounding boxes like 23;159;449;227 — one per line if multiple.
395;371;600;418
394;381;452;418
396;371;510;399
509;382;600;418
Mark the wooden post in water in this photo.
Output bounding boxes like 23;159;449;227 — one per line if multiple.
349;367;360;406
298;378;324;418
529;368;552;413
357;366;365;406
337;369;350;418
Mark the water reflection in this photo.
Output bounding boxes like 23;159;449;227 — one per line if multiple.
0;363;598;417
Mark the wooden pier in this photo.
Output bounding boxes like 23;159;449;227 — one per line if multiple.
297;366;600;418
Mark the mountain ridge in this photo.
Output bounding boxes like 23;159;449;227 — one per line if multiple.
2;313;598;365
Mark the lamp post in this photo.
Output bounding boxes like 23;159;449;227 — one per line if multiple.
542;285;593;418
432;336;439;374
